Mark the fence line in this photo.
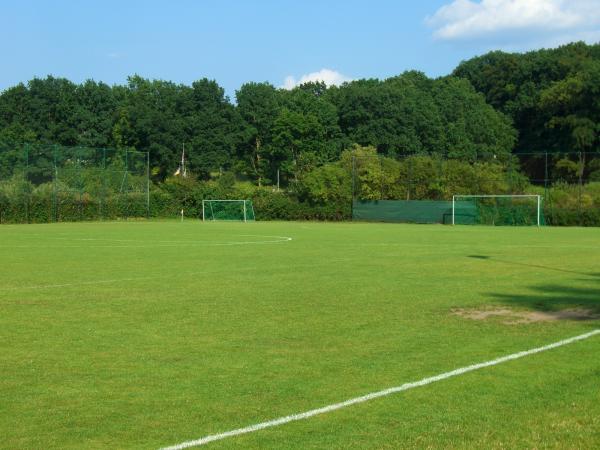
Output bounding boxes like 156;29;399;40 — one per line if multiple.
0;144;149;223
351;151;600;226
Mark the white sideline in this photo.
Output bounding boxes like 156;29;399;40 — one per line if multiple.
1;234;293;249
0;257;357;292
160;329;600;450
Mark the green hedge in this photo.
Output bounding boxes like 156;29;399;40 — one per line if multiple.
545;207;600;226
252;189;350;221
1;171;598;226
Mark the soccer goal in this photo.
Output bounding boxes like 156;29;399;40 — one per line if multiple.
202;199;256;222
452;195;543;226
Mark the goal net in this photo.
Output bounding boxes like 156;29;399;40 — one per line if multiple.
202;200;255;222
452;195;544;226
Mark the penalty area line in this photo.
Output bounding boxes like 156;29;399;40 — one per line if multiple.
160;329;600;450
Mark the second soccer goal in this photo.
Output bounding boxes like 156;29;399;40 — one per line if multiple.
452;195;544;226
202;199;256;222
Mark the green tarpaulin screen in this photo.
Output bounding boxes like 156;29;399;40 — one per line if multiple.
353;200;452;224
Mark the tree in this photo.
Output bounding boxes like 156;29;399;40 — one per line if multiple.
281;82;345;162
271;108;324;181
431;76;516;160
332;71;514;159
297;163;351;205
186;79;243;178
236;82;280;185
73;80;116;147
454;41;600;155
115;76;187;179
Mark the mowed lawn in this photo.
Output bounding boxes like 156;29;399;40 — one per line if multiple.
0;221;599;449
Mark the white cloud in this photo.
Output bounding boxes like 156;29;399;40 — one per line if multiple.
282;68;352;89
427;0;600;41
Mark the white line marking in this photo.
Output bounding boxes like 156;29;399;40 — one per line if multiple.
160;329;600;449
336;242;600;250
0;257;354;292
0;274;192;291
0;235;292;249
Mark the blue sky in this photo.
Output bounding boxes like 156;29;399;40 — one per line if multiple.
1;0;599;99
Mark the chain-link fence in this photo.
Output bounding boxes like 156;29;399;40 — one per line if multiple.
0;144;149;223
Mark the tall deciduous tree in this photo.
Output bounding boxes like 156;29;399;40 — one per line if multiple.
236;82;280;185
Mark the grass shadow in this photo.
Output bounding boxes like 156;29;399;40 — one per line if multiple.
467;255;600;321
467;255;600;278
489;282;600;317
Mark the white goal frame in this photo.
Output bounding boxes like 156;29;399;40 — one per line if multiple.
452;194;542;226
202;199;254;222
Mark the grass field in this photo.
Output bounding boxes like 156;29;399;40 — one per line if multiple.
1;220;599;449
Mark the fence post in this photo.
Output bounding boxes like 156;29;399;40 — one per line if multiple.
24;143;30;223
351;154;356;219
406;157;412;201
125;149;129;220
508;154;514;195
379;155;383;200
78;146;83;222
578;151;583;226
101;148;106;220
53;145;58;222
146;151;150;219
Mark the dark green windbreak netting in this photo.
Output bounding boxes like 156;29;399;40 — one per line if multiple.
453;197;545;226
353;200;453;224
353;197;545;225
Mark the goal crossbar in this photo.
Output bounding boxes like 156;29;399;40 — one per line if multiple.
452;194;542;226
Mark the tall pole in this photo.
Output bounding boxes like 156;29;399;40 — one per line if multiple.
124;149;129;220
78;146;83;222
100;148;106;221
380;156;383;200
24;143;29;223
544;151;549;224
351;155;356;220
182;143;186;178
53;145;58;222
146;151;150;219
578;151;583;226
407;157;412;200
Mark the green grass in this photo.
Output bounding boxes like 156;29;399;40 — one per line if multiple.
1;220;599;449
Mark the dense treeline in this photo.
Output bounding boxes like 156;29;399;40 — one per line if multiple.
1;41;599;225
453;42;600;187
2;42;599;184
0;73;516;186
454;42;600;156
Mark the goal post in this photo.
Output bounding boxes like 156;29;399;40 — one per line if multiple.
202;199;256;222
452;195;543;226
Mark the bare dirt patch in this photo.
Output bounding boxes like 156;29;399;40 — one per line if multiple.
452;307;600;324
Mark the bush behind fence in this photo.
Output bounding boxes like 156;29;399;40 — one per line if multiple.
1;143;599;226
